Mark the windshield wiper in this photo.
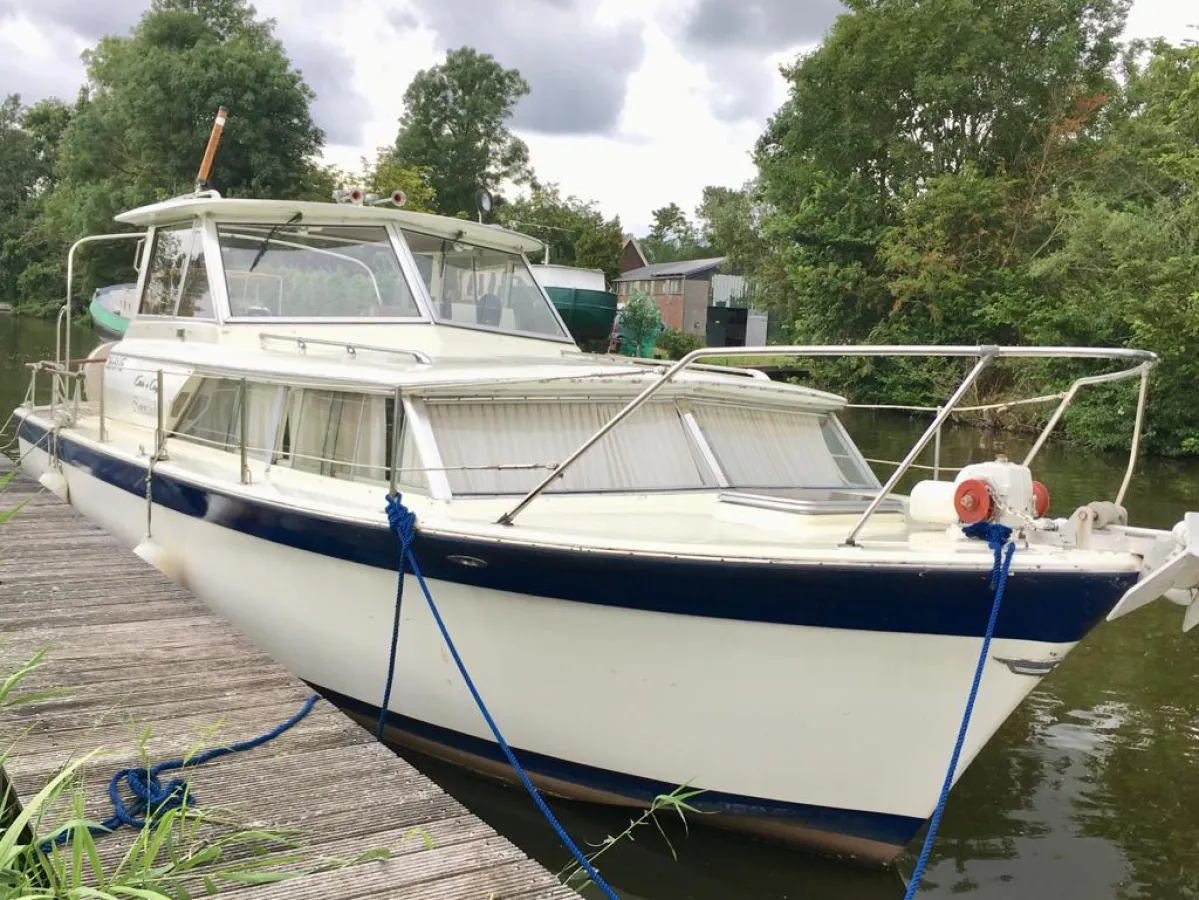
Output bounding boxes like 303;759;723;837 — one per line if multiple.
248;211;302;272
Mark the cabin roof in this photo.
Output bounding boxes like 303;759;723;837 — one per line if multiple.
614;257;727;281
113;197;546;255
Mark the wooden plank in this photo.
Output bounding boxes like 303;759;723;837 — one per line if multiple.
0;459;579;899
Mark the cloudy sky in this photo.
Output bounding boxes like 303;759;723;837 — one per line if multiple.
1;0;1195;234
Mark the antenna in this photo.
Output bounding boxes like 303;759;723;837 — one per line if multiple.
195;106;228;193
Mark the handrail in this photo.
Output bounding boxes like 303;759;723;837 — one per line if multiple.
62;232;149;370
1021;363;1152;469
26;341;1158;535
494;344;1159;538
562;351;773;381
258;332;433;365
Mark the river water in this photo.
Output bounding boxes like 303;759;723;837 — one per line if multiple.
3;314;1198;899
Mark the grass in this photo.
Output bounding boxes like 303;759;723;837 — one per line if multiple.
557;782;709;894
0;468;400;899
0;650;402;900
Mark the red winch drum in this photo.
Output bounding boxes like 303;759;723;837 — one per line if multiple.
954;479;993;524
1032;480;1050;518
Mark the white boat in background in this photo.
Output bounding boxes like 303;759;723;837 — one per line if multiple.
12;161;1199;865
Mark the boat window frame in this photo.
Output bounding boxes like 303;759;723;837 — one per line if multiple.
215;219;434;325
410;393;873;499
169;375;430;493
394;224;576;345
135;219;221;322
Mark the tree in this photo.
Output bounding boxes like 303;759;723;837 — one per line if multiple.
13;0;326;314
0;95;37;219
0;95;40;309
360;151;436;213
299;149;437;212
616;289;661;357
749;0;1134;425
392;47;531;218
497;182;623;282
639;203;712;263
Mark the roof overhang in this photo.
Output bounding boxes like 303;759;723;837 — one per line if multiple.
114;197;545;255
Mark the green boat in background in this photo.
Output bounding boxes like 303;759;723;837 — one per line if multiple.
87;283;138;340
530;264;618;344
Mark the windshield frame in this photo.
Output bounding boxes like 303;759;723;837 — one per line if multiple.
216;219;433;324
396;224;575;344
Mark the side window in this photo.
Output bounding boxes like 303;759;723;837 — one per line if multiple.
139;223;212;318
821;416;876;486
274;389;424;487
173;378;278;459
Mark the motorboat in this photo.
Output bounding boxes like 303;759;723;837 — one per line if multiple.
13;186;1199;866
87;282;139;339
528;263;618;344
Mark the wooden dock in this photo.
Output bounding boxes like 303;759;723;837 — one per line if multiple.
0;460;579;899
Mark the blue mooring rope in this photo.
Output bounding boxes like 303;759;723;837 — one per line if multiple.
42;693;318;852
380;493;621;900
902;521;1015;898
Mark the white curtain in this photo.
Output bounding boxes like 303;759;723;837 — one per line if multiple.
175;379;276;460
425;400;714;495
691;403;846;488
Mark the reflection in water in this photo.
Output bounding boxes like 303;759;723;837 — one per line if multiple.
4;319;1199;897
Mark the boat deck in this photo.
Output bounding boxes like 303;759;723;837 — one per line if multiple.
0;458;578;899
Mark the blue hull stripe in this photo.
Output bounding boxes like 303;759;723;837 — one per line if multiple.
313;682;926;849
18;417;1137;642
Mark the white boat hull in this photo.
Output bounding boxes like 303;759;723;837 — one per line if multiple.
15;429;1126;864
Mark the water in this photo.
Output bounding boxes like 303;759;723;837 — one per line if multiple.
5;314;1199;898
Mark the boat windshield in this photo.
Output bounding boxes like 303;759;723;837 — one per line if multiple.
217;223;421;319
400;228;568;340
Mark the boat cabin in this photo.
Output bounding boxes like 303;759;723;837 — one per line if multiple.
114;196;575;358
80;196;885;531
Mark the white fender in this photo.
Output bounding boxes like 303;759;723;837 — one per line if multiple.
37;470;69;502
133;536;182;582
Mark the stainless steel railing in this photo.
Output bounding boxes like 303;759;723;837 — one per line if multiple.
22;342;1157;543
494;344;1157;544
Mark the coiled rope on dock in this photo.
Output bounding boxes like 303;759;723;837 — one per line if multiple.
42;694;319;851
378;492;622;900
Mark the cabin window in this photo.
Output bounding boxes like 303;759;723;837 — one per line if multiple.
401;230;568;340
691;403;869;488
172;378;279;458
820;417;875;486
217;224;420;319
424;400;714;495
274;389;426;489
173;380;426;489
139;223;213;318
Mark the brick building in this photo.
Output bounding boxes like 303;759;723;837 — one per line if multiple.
613;238;768;347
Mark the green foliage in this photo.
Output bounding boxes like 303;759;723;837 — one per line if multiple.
0;643;398;898
360;151;436;213
497;182;623;282
4;0;326;317
304;151;437;212
742;0;1199;455
616;289;661;357
557;782;707;892
639;203;713;264
392;47;532;218
656;328;704;361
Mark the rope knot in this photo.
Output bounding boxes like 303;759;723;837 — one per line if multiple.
962;521;1015;587
110;766;193;828
385;492;416;549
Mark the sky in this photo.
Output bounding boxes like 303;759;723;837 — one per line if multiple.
0;0;1195;235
